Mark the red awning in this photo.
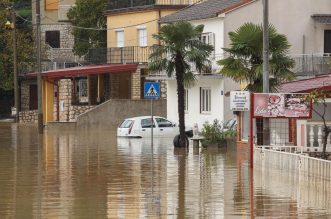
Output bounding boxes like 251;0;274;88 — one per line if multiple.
26;64;138;79
278;74;331;93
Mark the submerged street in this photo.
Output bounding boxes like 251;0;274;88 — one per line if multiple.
0;123;330;218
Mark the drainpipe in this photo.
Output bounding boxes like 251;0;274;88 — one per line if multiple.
56;80;59;121
158;9;161;45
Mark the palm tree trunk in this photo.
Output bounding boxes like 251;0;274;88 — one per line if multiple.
175;53;186;147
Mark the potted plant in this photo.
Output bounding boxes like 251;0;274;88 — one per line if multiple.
201;119;227;147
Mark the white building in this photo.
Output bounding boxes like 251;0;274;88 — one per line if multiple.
156;0;246;130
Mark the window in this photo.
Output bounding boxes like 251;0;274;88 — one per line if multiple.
155;118;173;127
45;31;60;48
72;78;88;105
138;28;147;47
45;0;58;10
324;30;331;53
200;87;211;113
141;118;155;128
184;89;188;111
200;32;215;46
116;30;124;47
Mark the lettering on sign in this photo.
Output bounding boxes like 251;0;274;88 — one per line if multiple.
230;91;250;111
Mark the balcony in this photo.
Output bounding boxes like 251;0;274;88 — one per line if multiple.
85;47;150;64
292;53;331;76
108;0;198;11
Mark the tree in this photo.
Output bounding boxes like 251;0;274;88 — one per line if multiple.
67;0;107;57
218;23;295;92
0;0;34;91
148;21;213;147
309;90;331;159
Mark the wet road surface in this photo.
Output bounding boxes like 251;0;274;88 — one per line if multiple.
0;123;330;218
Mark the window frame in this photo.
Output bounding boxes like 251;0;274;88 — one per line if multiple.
116;30;125;48
155;117;173;128
200;87;211;113
138;28;147;47
45;30;60;48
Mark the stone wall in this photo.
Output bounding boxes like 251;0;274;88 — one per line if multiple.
69;105;95;122
41;23;74;49
58;79;72;121
131;67;141;99
20;80;37;111
19;110;38;124
20;81;30;111
55;79;96;122
41;23;76;62
76;99;167;130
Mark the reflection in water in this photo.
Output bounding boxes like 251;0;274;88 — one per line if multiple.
0;124;330;218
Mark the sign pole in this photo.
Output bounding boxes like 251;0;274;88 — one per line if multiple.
250;92;254;169
151;98;154;148
144;81;160;149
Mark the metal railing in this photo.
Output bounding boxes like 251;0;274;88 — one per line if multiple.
108;0;198;10
291;53;331;76
254;147;331;181
85;46;150;64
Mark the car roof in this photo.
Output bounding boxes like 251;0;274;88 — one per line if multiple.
124;116;166;120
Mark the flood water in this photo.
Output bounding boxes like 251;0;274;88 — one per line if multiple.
0;123;330;218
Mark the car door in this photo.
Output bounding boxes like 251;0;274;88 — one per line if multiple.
155;117;176;137
140;118;158;137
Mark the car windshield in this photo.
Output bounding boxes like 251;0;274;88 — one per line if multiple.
120;120;134;128
155;118;173;127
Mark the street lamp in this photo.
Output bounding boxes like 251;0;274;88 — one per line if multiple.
5;8;19;123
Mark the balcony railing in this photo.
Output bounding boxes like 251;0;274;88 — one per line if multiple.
22;46;331;78
108;0;198;10
292;53;331;76
85;47;150;64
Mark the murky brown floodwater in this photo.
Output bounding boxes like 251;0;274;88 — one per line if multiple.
0;123;330;218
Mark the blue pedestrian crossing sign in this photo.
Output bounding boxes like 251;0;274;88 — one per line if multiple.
144;82;160;99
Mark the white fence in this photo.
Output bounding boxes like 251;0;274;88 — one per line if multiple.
255;146;331;181
254;147;331;215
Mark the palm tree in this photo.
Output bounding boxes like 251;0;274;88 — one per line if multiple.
218;22;295;92
148;21;214;147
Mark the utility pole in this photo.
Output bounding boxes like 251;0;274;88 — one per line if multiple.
263;0;270;145
36;0;43;134
11;9;19;123
6;8;19;123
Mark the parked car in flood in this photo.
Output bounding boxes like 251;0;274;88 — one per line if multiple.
117;116;193;138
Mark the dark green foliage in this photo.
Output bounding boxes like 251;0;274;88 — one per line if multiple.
67;0;107;56
218;22;295;92
0;0;34;90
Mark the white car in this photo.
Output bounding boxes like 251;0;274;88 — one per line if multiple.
117;116;193;138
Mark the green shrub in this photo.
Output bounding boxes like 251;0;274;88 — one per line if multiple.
224;129;237;139
201;119;225;146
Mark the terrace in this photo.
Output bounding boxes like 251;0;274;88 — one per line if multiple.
107;0;199;11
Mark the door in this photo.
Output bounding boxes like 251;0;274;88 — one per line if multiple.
140;118;158;137
155;117;177;137
324;30;331;53
29;84;37;110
